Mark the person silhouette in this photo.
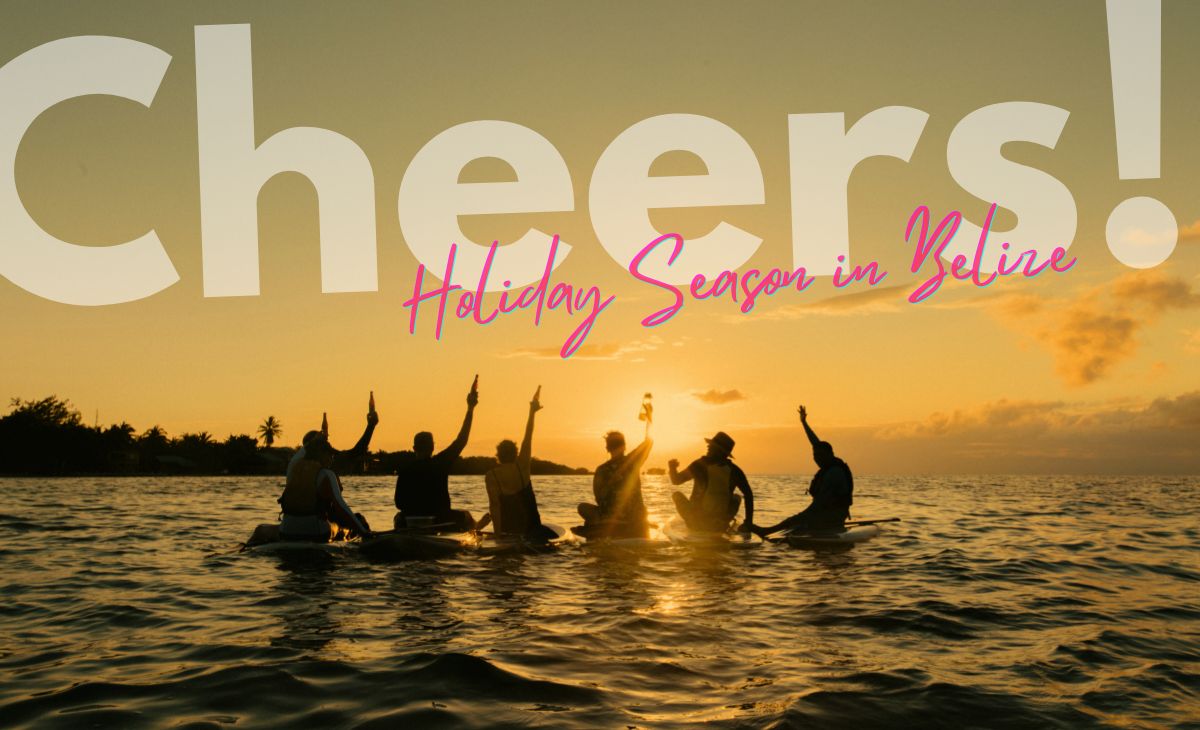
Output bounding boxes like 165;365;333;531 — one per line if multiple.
482;387;555;542
394;377;480;531
752;405;853;537
278;434;373;542
669;431;754;533
577;430;653;539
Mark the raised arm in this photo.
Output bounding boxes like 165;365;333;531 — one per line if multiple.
518;387;542;473
443;380;479;459
334;408;379;471
798;405;820;447
345;407;380;458
618;438;654;478
667;457;693;485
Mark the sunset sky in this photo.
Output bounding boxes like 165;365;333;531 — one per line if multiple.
3;1;1198;473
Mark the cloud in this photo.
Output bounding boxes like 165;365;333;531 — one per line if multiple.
1185;329;1200;354
504;338;659;361
1180;219;1200;241
867;392;1200;472
990;271;1200;386
874;397;1071;441
733;279;1012;324
692;388;747;405
723;391;1200;474
734;283;911;322
1111;273;1200;310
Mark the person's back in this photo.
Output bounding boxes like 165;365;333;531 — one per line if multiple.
280;457;322;518
482;387;553;541
694;458;734;523
278;437;371;541
395;452;454;516
806;456;853;524
669;432;754;533
485;461;541;535
393;379;480;531
749;405;853;539
594;459;647;523
584;433;651;537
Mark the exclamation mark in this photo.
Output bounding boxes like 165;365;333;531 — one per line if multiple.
1104;0;1177;268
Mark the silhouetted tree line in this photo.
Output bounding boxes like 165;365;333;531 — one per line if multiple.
0;396;588;477
0;396;283;475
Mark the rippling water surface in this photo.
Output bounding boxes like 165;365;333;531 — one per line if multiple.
2;475;1198;728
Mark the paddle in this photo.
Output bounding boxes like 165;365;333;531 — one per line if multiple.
759;517;901;542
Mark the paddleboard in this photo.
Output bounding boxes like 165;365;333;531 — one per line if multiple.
240;523;351;554
571;525;667;548
359;532;470;561
784;524;880;549
244;537;358;556
569;522;659;543
477;523;567;555
662;517;756;546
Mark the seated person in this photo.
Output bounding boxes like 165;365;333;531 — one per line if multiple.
669;431;754;533
577;431;652;539
394;377;480;532
752;405;853;537
278;435;373;541
483;387;555;542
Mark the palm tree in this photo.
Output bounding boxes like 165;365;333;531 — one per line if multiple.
180;431;213;447
257;416;282;448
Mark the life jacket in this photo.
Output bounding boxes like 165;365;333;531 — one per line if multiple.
696;461;735;520
486;463;543;535
809;457;854;511
279;458;323;516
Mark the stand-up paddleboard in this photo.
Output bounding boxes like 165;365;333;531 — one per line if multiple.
359;532;470;561
245;540;357;555
569;522;666;547
477;523;568;555
662;517;756;547
784;523;880;549
241;524;358;555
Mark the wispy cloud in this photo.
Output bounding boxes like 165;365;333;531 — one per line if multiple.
1185;329;1200;354
731;283;910;322
1180;219;1200;241
692;388;747;405
989;271;1200;386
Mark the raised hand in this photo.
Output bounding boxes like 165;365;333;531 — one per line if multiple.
668;458;680;470
367;391;379;425
530;386;543;413
467;375;480;408
798;405;808;422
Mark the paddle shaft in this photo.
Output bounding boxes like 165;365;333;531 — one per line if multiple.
759;517;900;542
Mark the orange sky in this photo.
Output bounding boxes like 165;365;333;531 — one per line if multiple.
2;2;1198;473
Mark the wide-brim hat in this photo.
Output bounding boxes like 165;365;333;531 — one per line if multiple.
704;431;735;455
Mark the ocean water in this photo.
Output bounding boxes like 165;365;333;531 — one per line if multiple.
1;474;1198;729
